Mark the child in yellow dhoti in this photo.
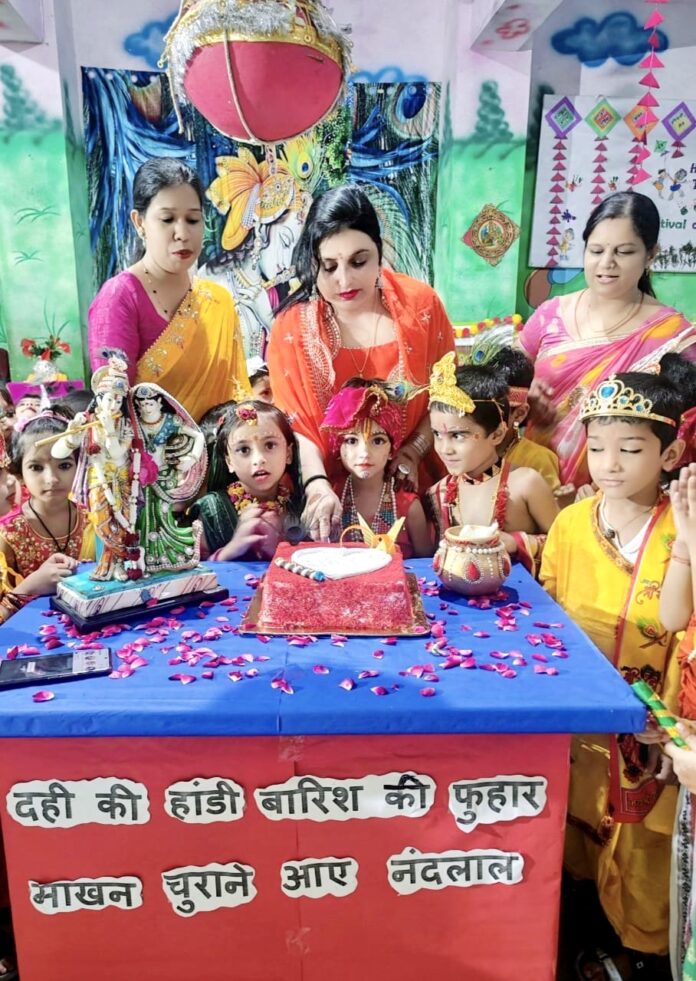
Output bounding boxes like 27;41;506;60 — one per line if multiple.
541;354;696;968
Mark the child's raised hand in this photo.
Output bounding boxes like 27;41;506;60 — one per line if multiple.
16;553;79;596
216;506;276;561
670;463;696;549
527;378;557;426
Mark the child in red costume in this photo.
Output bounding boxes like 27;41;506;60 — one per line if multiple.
320;379;432;557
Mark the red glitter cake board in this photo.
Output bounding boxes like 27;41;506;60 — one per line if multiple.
239;573;430;636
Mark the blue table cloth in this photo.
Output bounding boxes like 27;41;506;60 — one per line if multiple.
0;560;644;738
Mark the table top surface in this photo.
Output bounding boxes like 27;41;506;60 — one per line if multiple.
0;559;644;738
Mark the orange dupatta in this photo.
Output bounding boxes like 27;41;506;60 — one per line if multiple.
134;278;250;421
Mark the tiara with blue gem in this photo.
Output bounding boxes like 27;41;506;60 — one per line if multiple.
579;375;677;427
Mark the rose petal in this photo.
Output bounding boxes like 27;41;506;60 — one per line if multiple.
532;653;549;663
32;690;55;702
370;686;389;696
339;678;356;691
169;673;196;684
201;671;214;680
228;671;243;683
313;664;330;675
473;631;490;639
380;637;398;646
420;687;437;697
358;669;379;680
245;668;259;678
271;677;294;694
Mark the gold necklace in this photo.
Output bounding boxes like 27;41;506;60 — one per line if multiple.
575;289;644;339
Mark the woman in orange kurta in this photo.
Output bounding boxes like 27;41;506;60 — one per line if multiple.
267;185;454;540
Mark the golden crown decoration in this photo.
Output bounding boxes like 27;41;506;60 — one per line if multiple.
90;351;130;399
579;375;677;427
428;353;475;416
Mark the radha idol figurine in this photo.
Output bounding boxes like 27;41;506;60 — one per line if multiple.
131;382;206;575
50;351;224;627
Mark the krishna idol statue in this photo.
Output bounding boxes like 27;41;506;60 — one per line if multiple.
49;351;227;627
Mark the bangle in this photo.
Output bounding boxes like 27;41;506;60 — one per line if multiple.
303;474;331;492
405;432;431;458
671;553;692;566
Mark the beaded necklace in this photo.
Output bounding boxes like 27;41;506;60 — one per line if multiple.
28;500;74;554
139;413;178;448
227;478;291;514
340;475;397;539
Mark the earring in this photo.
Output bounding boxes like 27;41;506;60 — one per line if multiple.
310;282;319;302
376;269;384;290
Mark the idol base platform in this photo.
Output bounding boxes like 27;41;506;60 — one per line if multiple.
50;565;229;632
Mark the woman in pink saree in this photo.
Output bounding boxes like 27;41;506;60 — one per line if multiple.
519;192;696;489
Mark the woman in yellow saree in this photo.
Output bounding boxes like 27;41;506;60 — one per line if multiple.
88;158;249;421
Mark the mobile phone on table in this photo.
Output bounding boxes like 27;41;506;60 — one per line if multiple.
0;648;112;689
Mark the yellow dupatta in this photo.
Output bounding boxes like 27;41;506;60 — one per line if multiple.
134;278;250;421
604;497;678;824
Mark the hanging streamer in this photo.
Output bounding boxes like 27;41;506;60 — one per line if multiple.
628;0;670;186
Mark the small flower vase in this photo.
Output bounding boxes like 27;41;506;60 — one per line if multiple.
433;522;511;597
29;357;61;383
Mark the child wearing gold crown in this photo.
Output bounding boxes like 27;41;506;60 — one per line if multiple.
425;352;558;575
540;353;696;973
320;379;432;558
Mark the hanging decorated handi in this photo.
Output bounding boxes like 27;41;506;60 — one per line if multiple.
627;0;670;187
159;0;351;144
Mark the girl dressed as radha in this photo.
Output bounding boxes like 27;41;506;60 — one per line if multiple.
88;157;250;422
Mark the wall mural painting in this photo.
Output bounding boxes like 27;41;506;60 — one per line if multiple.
434;79;526;323
0;64;83;380
83;68;440;359
550;11;668;68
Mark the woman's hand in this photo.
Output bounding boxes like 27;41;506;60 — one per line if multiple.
302;481;342;542
16;554;79;596
387;444;421;491
527;378;557;427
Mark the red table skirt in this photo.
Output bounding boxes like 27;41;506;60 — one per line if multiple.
0;733;569;981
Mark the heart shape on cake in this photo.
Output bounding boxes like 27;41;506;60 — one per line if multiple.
292;547;392;580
